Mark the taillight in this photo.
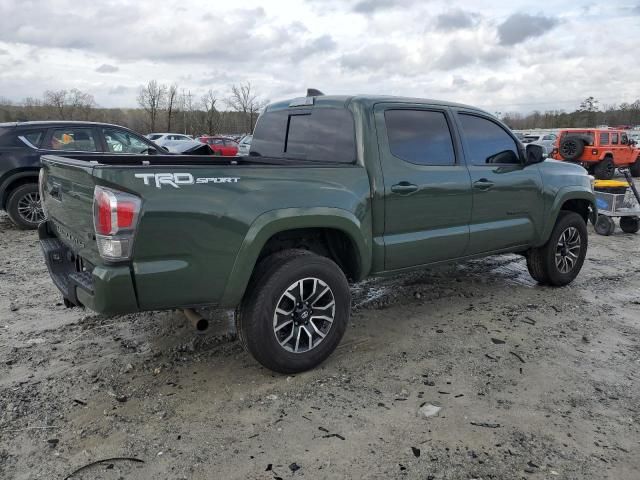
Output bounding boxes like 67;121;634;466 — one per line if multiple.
93;186;141;260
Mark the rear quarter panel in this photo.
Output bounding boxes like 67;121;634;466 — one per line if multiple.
93;164;372;309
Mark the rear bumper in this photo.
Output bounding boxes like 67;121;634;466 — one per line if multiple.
38;221;139;315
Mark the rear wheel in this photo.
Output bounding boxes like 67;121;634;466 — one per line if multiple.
6;183;44;229
526;211;588;286
594;157;615;180
620;216;640;234
237;250;350;373
594;215;616;236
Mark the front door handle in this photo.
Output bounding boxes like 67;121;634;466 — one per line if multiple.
391;182;419;195
473;179;494;191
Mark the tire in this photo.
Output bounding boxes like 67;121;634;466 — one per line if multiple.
594;215;616;236
593;157;615;180
526;211;588;286
559;136;585;161
620;216;640;234
237;249;351;374
630;157;640;178
6;183;44;230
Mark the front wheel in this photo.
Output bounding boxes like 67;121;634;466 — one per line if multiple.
6;183;44;229
630;157;640;178
237;250;350;374
527;211;588;286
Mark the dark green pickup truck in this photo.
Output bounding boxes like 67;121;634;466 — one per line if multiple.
38;93;596;373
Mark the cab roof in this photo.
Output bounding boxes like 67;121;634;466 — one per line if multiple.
265;94;489;115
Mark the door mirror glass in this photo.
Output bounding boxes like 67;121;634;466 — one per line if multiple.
525;143;544;165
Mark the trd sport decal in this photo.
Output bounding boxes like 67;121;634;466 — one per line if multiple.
134;173;240;189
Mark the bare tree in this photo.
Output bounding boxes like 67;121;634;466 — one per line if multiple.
226;82;268;132
137;80;167;132
201;89;221;135
68;88;96;120
44;89;69;119
166;83;179;131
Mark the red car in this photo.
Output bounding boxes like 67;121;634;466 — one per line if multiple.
198;136;238;156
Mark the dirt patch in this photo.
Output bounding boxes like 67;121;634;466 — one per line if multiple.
1;210;639;479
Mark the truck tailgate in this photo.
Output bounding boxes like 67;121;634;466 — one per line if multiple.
40;155;100;264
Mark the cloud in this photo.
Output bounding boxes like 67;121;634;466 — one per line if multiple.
433;42;475;70
497;13;559;46
291;34;337;62
339;44;408;72
0;48;8;55
108;85;131;95
96;63;118;73
353;0;403;14
435;10;479;31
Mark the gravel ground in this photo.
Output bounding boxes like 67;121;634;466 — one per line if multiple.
1;206;639;480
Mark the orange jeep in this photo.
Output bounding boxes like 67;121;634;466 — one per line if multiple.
551;128;640;179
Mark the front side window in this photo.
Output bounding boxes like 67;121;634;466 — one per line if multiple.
621;133;629;145
384;109;455;166
599;133;609;145
251;107;356;163
48;128;98;151
103;128;152;154
458;114;520;165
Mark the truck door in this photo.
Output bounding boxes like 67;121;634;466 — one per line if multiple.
453;110;544;255
374;104;472;270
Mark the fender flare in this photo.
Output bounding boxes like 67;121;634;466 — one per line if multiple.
538;186;596;245
220;207;372;306
0;169;40;208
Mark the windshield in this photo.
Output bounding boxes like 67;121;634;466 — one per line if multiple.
148;134;163;140
522;136;540;143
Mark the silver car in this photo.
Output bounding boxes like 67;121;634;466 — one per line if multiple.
521;133;557;155
236;134;252;156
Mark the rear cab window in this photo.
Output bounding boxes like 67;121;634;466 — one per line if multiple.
251;107;356;163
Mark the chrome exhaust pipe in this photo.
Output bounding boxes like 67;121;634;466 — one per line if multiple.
183;308;209;332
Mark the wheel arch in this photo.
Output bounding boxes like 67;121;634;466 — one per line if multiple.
220;207;372;307
538;188;595;246
1;169;40;209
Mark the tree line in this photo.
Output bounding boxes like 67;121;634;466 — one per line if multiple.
2;89;639;135
501;97;640;130
0;81;268;136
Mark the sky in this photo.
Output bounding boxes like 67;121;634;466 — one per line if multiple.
0;0;639;114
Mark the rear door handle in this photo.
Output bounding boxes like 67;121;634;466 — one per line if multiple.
391;182;419;195
473;179;494;191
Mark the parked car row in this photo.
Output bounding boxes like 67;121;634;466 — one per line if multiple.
0;121;170;229
0;122;255;230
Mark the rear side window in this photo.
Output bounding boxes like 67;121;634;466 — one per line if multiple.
251;108;356;163
458;114;520;165
384;109;455;166
599;133;609;145
0;128;45;148
611;133;619;144
48;128;98;151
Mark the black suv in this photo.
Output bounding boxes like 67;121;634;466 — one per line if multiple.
0;121;165;229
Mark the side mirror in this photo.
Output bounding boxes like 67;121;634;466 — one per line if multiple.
146;147;158;155
525;144;544;165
